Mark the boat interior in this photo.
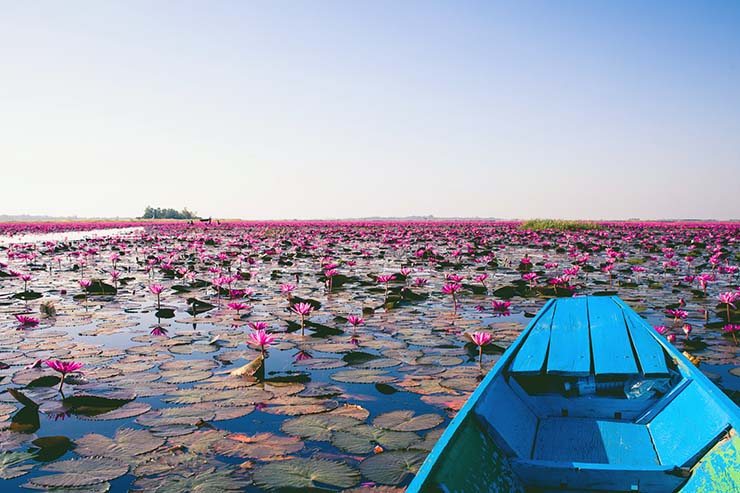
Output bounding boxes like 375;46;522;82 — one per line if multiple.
472;297;734;492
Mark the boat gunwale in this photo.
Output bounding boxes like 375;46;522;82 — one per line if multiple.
405;298;557;493
406;296;740;493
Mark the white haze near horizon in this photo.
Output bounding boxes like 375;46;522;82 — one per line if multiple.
1;2;739;221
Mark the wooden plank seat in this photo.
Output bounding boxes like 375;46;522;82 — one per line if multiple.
510;296;669;378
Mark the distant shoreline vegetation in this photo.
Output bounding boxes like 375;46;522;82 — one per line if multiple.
520;219;602;231
140;206;198;220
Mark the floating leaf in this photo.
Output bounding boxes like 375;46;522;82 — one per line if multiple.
212;432;303;460
31;457;128;488
331;425;420;454
331;369;396;384
359;450;427;485
373;410;443;432
0;451;35;479
132;466;249;492
281;414;363;441
252;458;360;491
74;428;165;459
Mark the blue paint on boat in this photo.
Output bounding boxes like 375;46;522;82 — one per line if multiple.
407;296;740;493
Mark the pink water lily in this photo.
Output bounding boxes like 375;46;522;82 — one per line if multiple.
718;291;739;322
492;300;512;314
469;331;493;366
15;314;39;328
149;283;165;309
377;274;396;304
347;315;364;332
522;272;538;287
442;283;462;313
45;359;84;394
248;328;276;354
291;302;314;336
228;302;251;316
248;321;269;331
722;324;740;345
280;284;296;299
150;325;169;337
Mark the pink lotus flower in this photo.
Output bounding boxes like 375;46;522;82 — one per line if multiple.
15;314;39;327
682;323;692;339
149;283;165;309
79;279;92;289
446;273;464;283
281;284;296;298
522;272;538;287
653;325;669;335
45;359;84;394
377;275;396;304
294;349;313;362
666;334;677;344
399;268;414;277
248;321;269;331
291;302;314;336
291;302;313;315
149;284;165;295
228;302;250;315
150;325;169;337
469;331;493;366
413;278;428;287
442;283;462;313
722;324;740;345
347;315;364;331
247;329;276;353
492;300;511;313
719;291;739;322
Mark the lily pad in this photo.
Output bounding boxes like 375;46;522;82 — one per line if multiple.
373;410;443;432
31;457;129;488
281;414;363;441
331;425;420;454
252;457;360;491
359;450;427;485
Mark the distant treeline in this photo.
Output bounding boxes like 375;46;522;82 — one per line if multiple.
520;219;602;231
140;206;197;220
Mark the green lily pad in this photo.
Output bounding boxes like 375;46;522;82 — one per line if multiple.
31;457;129;488
373;410;443;432
331;425;420;454
74;428;165;459
359;450;427;485
281;414;363;441
252;458;360;491
0;451;35;479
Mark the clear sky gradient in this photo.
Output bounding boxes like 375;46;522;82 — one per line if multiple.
1;1;738;220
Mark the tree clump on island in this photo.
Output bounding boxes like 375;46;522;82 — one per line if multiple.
140;206;198;220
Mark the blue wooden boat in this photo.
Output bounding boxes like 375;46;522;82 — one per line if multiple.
407;296;740;493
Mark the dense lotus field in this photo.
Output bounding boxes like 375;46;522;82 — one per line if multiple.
0;221;739;492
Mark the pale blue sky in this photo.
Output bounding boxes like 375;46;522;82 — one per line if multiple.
1;1;738;219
